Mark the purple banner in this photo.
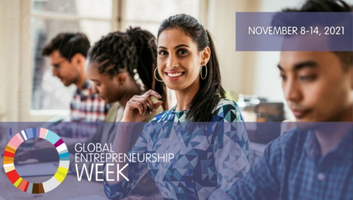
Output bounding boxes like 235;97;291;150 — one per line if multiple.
0;122;351;199
236;12;353;51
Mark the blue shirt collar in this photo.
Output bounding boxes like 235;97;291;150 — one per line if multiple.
304;128;353;160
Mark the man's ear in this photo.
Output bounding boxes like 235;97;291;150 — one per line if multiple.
71;53;85;66
114;72;127;85
200;46;211;66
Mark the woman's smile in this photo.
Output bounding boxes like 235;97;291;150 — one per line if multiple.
164;71;185;80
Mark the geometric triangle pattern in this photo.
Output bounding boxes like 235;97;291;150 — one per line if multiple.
104;99;250;200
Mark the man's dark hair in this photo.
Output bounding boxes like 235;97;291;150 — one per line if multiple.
42;32;90;61
290;0;352;12
274;0;352;70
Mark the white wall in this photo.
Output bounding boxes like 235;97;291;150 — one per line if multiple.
0;0;54;122
0;0;22;121
204;0;306;101
251;0;303;102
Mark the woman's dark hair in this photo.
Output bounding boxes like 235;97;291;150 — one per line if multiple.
157;14;225;122
88;27;167;109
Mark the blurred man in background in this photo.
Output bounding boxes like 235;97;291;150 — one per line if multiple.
41;33;108;140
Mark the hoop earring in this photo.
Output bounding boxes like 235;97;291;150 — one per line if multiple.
200;65;208;80
154;67;163;82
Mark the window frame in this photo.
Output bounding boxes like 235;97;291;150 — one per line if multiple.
19;0;119;121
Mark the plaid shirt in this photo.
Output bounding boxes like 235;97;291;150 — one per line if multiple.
210;127;353;200
49;80;108;139
70;80;107;123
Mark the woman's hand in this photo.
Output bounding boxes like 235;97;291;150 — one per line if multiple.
122;90;163;122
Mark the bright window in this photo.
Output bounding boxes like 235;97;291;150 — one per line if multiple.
122;0;200;35
31;0;115;110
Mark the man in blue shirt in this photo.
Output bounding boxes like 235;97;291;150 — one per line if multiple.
209;0;353;199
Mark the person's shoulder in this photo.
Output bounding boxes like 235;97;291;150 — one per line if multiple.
279;128;307;143
105;102;120;122
211;99;243;122
142;109;169;134
267;128;308;155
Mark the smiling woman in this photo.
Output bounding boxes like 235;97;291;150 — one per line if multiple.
104;14;250;200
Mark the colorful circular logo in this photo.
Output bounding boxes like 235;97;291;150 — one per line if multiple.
2;127;69;194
